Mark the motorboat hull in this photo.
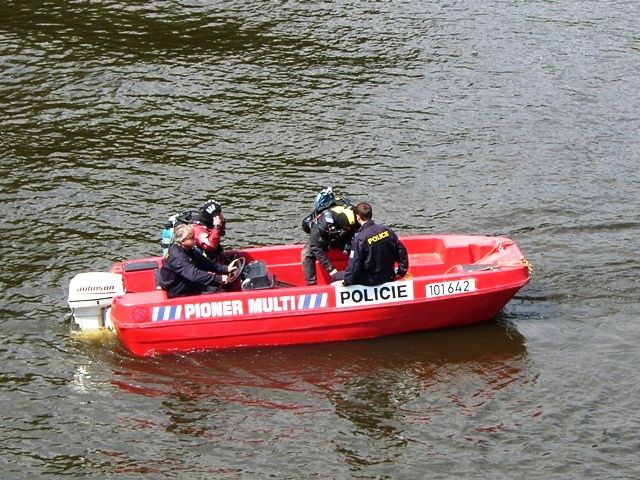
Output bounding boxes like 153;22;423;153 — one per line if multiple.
69;234;531;356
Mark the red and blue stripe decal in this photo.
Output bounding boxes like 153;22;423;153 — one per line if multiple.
152;305;183;322
298;292;328;309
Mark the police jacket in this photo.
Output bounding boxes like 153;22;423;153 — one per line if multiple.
307;208;356;273
159;243;229;298
343;220;409;286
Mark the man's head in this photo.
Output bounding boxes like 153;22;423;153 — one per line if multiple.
355;202;373;224
174;224;195;249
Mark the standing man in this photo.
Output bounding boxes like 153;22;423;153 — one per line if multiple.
338;202;409;286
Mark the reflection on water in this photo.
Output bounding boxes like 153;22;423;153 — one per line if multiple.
101;319;526;398
71;320;529;470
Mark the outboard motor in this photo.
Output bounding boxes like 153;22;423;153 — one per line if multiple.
67;272;124;331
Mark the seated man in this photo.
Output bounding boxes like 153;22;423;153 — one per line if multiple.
301;204;357;285
159;224;237;298
337;202;408;286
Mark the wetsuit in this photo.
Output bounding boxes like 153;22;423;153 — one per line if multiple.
191;212;226;259
301;207;355;285
342;220;408;286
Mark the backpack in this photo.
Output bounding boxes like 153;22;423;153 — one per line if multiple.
160;208;200;256
314;186;335;213
301;187;354;234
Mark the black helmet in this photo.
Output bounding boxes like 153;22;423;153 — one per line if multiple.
201;199;222;227
203;199;222;216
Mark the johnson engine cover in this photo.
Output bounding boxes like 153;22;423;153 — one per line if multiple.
67;272;125;330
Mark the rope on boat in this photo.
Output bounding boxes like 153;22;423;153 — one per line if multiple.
443;240;532;275
476;240;532;274
497;256;532;275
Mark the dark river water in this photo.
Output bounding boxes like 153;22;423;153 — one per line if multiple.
1;1;639;478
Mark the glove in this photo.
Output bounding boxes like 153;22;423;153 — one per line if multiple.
394;267;407;278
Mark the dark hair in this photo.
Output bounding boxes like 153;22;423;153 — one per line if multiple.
355;202;373;221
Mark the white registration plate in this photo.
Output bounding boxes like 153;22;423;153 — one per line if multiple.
425;279;476;298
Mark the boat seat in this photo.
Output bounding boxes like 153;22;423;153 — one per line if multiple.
124;260;158;272
123;260;162;293
115;289;168;307
408;252;442;265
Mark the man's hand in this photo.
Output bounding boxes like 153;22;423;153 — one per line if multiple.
394;267;407;278
228;258;240;274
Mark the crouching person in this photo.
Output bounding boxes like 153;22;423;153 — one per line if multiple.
334;202;408;286
159;224;236;298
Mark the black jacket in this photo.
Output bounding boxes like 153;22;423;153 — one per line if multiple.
159;244;228;298
306;208;356;272
343;220;409;286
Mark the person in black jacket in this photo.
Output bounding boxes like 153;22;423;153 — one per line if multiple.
337;202;409;286
301;204;357;285
159;224;237;298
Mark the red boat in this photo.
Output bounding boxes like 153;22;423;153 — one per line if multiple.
67;234;531;357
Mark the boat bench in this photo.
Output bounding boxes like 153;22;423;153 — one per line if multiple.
407;252;445;276
122;260;162;293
